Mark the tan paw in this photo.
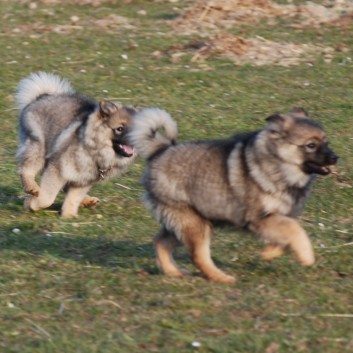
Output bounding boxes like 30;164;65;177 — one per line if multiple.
81;196;100;208
26;188;39;197
24;197;34;210
293;242;315;266
207;272;236;284
60;210;78;218
261;244;285;261
298;252;315;266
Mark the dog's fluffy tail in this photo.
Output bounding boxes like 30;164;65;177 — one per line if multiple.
129;108;178;158
15;72;74;110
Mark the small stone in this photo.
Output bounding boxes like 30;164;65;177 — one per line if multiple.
191;341;201;348
70;16;80;24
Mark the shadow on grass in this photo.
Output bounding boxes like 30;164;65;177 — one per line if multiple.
0;223;240;277
0;226;157;270
0;197;261;277
0;185;23;211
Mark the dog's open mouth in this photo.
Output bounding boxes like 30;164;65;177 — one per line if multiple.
304;162;335;176
114;143;135;157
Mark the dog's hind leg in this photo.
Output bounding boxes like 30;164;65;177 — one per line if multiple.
61;185;92;218
25;165;65;212
17;140;44;196
154;227;187;277
252;214;315;266
162;207;235;283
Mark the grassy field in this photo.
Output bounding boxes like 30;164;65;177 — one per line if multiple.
0;1;352;352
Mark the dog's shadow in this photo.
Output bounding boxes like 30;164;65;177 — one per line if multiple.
0;185;25;211
0;185;156;271
0;224;160;272
0;187;256;276
0;224;234;277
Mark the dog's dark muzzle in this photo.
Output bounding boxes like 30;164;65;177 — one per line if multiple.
327;151;339;165
112;137;135;158
304;147;339;176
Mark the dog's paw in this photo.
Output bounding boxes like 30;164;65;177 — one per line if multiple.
158;261;190;277
24;197;32;210
261;244;285;261
294;242;315;266
81;196;100;208
60;210;79;218
208;272;236;284
164;268;189;277
25;187;40;197
298;253;315;266
24;196;36;211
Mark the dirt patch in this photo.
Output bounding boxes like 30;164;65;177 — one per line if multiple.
172;0;353;34
94;14;135;31
168;0;352;66
172;0;286;34
21;0;120;6
169;34;334;66
8;14;134;36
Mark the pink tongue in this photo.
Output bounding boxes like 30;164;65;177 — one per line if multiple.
121;144;134;155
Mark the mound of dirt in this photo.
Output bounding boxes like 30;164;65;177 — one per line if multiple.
172;0;286;34
188;34;334;66
169;34;334;67
168;0;352;66
172;0;353;34
21;0;120;6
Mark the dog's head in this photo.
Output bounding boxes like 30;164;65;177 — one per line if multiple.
265;108;338;175
98;100;138;158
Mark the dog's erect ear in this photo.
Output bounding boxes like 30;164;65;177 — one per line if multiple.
265;113;284;124
290;107;309;119
265;113;293;138
266;113;293;127
99;100;118;119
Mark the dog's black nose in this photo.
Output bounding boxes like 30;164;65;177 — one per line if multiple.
330;152;339;164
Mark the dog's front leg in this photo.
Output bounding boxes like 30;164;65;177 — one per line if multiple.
61;185;92;218
251;214;315;266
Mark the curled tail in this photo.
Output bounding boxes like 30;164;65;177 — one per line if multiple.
129;108;178;158
15;72;74;110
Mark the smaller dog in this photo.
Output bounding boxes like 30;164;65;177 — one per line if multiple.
129;107;338;283
16;72;137;217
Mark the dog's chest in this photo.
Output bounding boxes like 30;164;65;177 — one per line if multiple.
260;193;294;215
260;188;308;217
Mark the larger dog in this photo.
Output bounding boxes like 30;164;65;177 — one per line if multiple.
129;108;338;283
16;72;137;217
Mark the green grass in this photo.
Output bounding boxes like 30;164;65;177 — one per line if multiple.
0;1;352;352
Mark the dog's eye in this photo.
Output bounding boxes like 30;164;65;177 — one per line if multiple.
114;126;124;133
306;142;317;150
